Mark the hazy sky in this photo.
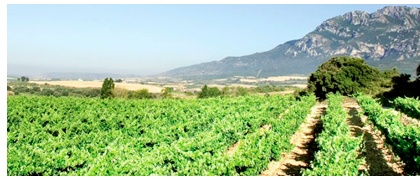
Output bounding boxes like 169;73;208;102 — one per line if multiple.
7;4;420;76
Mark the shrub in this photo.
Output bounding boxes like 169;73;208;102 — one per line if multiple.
113;87;129;98
307;56;384;99
198;85;222;98
128;89;152;99
100;78;115;99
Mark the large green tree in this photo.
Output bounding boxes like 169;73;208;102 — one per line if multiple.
100;78;115;99
307;56;384;99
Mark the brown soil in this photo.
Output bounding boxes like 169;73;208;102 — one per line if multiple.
226;141;240;156
343;98;405;176
261;98;406;176
260;102;326;176
261;125;272;132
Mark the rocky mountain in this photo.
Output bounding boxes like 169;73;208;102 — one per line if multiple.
160;6;420;79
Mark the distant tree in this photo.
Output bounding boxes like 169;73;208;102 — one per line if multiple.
7;86;12;91
40;89;54;96
161;87;173;98
307;56;384;99
198;85;209;98
115;79;123;83
381;68;400;88
383;72;420;98
19;76;29;82
14;86;30;94
198;85;222;98
83;88;101;98
61;89;69;96
128;89;152;99
100;78;115;99
222;86;230;96
235;87;248;96
32;86;41;92
383;67;400;79
208;87;222;97
417;64;420;77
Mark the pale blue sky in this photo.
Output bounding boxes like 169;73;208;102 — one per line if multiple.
7;4;420;76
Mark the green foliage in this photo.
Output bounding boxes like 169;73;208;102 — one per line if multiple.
184;91;195;96
381;67;400;88
235;87;248;97
307;56;385;99
9;81;104;98
7;94;312;175
112;87;129;98
73;88;100;98
197;85;222;98
32;86;41;92
40;89;55;96
253;85;285;93
393;97;420;119
226;95;315;176
382;73;420;99
383;67;400;79
115;79;123;83
18;76;29;82
100;78;115;99
13;86;31;94
221;86;230;96
128;89;152;99
302;93;365;176
7;85;12;91
293;88;310;100
161;87;173;99
356;94;420;175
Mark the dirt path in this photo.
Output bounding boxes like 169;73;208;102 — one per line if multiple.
260;101;326;176
343;98;405;176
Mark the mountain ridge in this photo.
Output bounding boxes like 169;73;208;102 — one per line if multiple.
160;6;420;78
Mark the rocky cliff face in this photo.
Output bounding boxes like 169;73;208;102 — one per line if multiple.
294;6;420;61
161;6;420;78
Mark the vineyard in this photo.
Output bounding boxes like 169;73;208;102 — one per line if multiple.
6;94;420;176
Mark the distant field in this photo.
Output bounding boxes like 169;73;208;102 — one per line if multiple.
207;83;258;88
263;76;308;81
240;76;308;83
31;81;163;93
291;84;307;88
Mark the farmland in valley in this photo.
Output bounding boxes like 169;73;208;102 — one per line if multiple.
31;81;164;93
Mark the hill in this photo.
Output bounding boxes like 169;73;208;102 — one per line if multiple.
160;6;420;79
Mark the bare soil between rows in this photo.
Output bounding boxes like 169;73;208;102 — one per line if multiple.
261;98;406;176
260;102;326;176
343;98;404;176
